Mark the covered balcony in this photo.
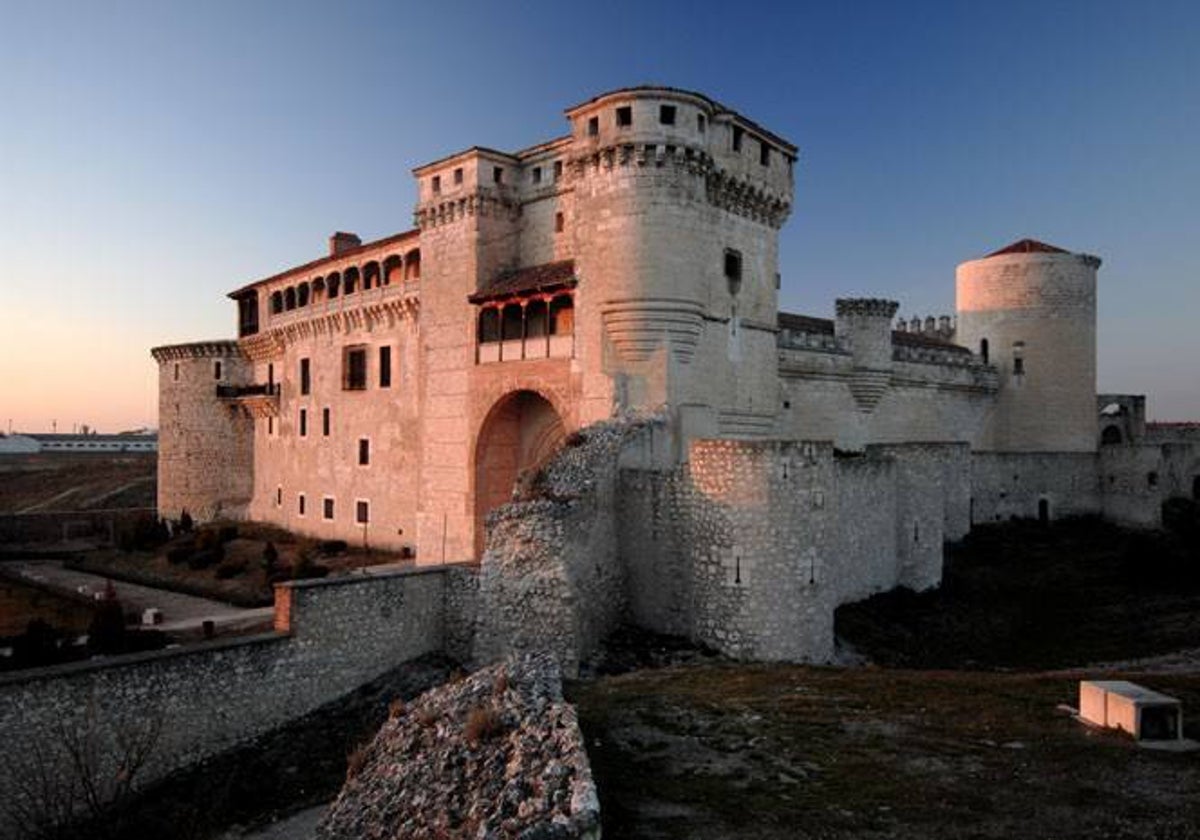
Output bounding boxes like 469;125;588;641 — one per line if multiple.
470;261;576;364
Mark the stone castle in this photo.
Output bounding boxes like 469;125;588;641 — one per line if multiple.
152;86;1200;666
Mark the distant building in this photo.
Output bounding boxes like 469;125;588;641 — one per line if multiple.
0;434;41;455
3;433;159;454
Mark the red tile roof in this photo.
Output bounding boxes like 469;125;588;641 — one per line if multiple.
468;260;577;304
986;238;1069;257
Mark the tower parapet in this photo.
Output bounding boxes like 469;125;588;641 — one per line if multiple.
151;341;254;522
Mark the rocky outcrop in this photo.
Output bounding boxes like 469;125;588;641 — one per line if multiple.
317;653;600;840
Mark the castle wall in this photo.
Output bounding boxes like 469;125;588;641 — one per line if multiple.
153;342;253;521
969;452;1101;524
0;567;462;826
245;316;421;552
1097;445;1169;528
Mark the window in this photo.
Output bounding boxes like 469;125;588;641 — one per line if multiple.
299;408;307;437
759;141;770;166
300;358;310;395
697;113;706;133
379;346;392;388
493;166;503;184
214;361;222;380
356;500;370;524
276;486;282;506
553;160;563;181
587;116;599;136
322;407;330;436
268;416;274;435
268;363;274;390
1012;341;1025;376
532;166;542;185
431;175;441;194
732;125;744;152
980;338;990;364
724;248;743;296
298;494;306;516
359;438;370;466
616;106;632;127
343;346;367;390
323;497;335;520
454;167;463;185
555;212;564;233
1147;471;1159;488
173;363;179;381
659;104;676;125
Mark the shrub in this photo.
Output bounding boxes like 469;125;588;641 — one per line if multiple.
117;513;169;553
88;597;127;654
188;549;219;570
346;741;371;781
215;559;248;579
464;705;505;745
318;539;348;557
262;541;279;575
292;556;330;580
388;698;407;720
218;525;239;544
166;543;194;565
178;509;194;533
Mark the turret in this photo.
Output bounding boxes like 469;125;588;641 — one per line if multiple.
955;239;1100;452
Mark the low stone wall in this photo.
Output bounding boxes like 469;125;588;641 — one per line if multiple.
0;566;459;831
0;508;155;547
970;452;1101;525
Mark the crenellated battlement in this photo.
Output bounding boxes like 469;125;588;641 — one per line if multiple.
835;298;900;319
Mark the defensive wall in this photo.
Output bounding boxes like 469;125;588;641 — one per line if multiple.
0;564;475;827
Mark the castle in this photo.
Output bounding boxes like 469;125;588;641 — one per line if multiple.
153;86;1200;665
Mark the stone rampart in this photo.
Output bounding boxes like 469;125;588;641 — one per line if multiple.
0;566;460;829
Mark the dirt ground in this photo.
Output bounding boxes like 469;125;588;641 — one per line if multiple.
0;453;156;513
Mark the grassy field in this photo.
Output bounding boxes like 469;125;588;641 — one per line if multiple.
0;453;155;513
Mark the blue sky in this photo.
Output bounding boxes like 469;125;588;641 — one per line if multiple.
1;0;1197;430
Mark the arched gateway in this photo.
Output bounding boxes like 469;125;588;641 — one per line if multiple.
473;390;566;558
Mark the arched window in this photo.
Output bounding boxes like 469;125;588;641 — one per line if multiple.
311;277;326;302
526;299;549;338
478;308;500;343
271;291;283;314
501;303;524;342
284;287;297;310
297;283;309;307
549;294;574;335
327;272;341;299
405;249;421;281
344;266;360;295
382;255;401;286
980;338;989;364
1101;425;1123;446
363;261;380;290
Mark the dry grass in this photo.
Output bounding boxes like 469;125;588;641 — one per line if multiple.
463;705;505;745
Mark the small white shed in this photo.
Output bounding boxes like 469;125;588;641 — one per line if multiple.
1079;680;1183;741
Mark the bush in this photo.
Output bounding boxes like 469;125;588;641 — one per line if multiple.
117;513;170;553
215;559;248;579
464;705;505;745
262;541;279;575
88;597;127;654
292;556;330;580
318;539;348;557
188;549;220;570
166;543;194;565
178;509;194;533
218;525;239;543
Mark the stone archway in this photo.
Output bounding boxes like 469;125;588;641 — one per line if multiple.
473;390;567;558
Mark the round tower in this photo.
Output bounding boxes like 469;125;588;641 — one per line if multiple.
151;340;254;522
955;239;1100;452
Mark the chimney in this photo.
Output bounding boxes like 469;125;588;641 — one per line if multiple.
329;231;362;257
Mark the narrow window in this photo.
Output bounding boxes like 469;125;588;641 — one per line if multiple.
1013;357;1025;376
276;486;282;506
724;248;743;296
322;407;330;436
299;408;307;437
268;416;274;435
267;363;274;390
323;498;334;520
300;358;311;395
616;106;632;127
453;167;463;185
553;160;563;181
359;438;370;466
555;212;564;233
659;104;676;125
980;338;990;364
343;346;367;390
356;500;369;524
697;113;706;133
532;166;542;185
173;363;179;381
759;141;770;166
587;116;599;136
732;125;744;152
298;494;306;516
379;346;392;388
493;166;503;184
214;361;222;380
431;175;441;194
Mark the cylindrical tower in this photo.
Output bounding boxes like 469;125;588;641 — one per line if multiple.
956;239;1100;452
151;340;254;522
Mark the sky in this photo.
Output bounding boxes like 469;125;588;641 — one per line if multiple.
1;0;1197;432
